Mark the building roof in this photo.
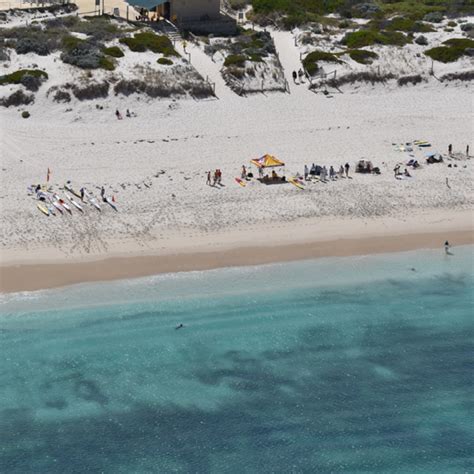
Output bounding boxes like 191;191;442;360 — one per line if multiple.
126;0;166;10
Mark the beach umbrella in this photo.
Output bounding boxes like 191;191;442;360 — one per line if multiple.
250;154;285;168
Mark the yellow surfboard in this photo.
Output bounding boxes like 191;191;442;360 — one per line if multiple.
289;178;304;190
37;202;50;216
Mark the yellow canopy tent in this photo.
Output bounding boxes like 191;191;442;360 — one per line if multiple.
250;154;285;168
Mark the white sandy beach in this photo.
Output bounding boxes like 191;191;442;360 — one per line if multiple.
0;21;473;291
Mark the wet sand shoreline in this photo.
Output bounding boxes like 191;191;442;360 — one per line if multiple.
1;222;472;293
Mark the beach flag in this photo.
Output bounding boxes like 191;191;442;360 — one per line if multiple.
46;168;51;182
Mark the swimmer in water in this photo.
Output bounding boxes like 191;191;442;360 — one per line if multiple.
175;323;184;330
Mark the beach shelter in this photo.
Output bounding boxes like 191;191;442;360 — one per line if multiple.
250;154;285;168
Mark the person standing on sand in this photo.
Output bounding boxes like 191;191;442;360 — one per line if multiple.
80;187;85;202
206;171;211;186
339;165;344;178
241;165;247;180
304;164;309;181
345;162;350;178
444;241;452;255
467;145;470;157
448;144;452;155
321;166;328;182
292;71;297;83
101;186;105;201
298;69;304;82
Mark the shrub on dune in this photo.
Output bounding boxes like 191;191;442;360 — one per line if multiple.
342;30;410;48
103;46;124;58
443;38;474;49
53;90;71;103
0;47;9;62
381;17;435;33
397;74;426;86
0;69;48;90
157;57;173;66
224;54;247;67
119;33;177;56
16;36;51;55
323;71;395;89
98;57;115;70
425;46;464;63
61;38;115;70
440;70;474;81
303;50;341;75
347;49;378;64
70;81;109;100
0;89;34;107
424;39;474;64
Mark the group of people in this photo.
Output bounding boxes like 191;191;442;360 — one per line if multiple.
448;144;470;156
78;186;110;203
206;169;223;186
292;69;306;84
115;109;136;120
393;165;412;178
304;163;350;182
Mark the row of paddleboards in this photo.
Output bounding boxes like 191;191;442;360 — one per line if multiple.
35;185;117;217
394;140;431;152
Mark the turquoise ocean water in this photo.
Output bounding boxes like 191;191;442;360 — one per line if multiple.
1;247;473;473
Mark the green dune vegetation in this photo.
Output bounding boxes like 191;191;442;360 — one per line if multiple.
425;37;474;62
248;0;474;28
119;32;178;56
0;69;48;85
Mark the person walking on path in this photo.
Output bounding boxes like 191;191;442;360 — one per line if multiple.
345;162;350;178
